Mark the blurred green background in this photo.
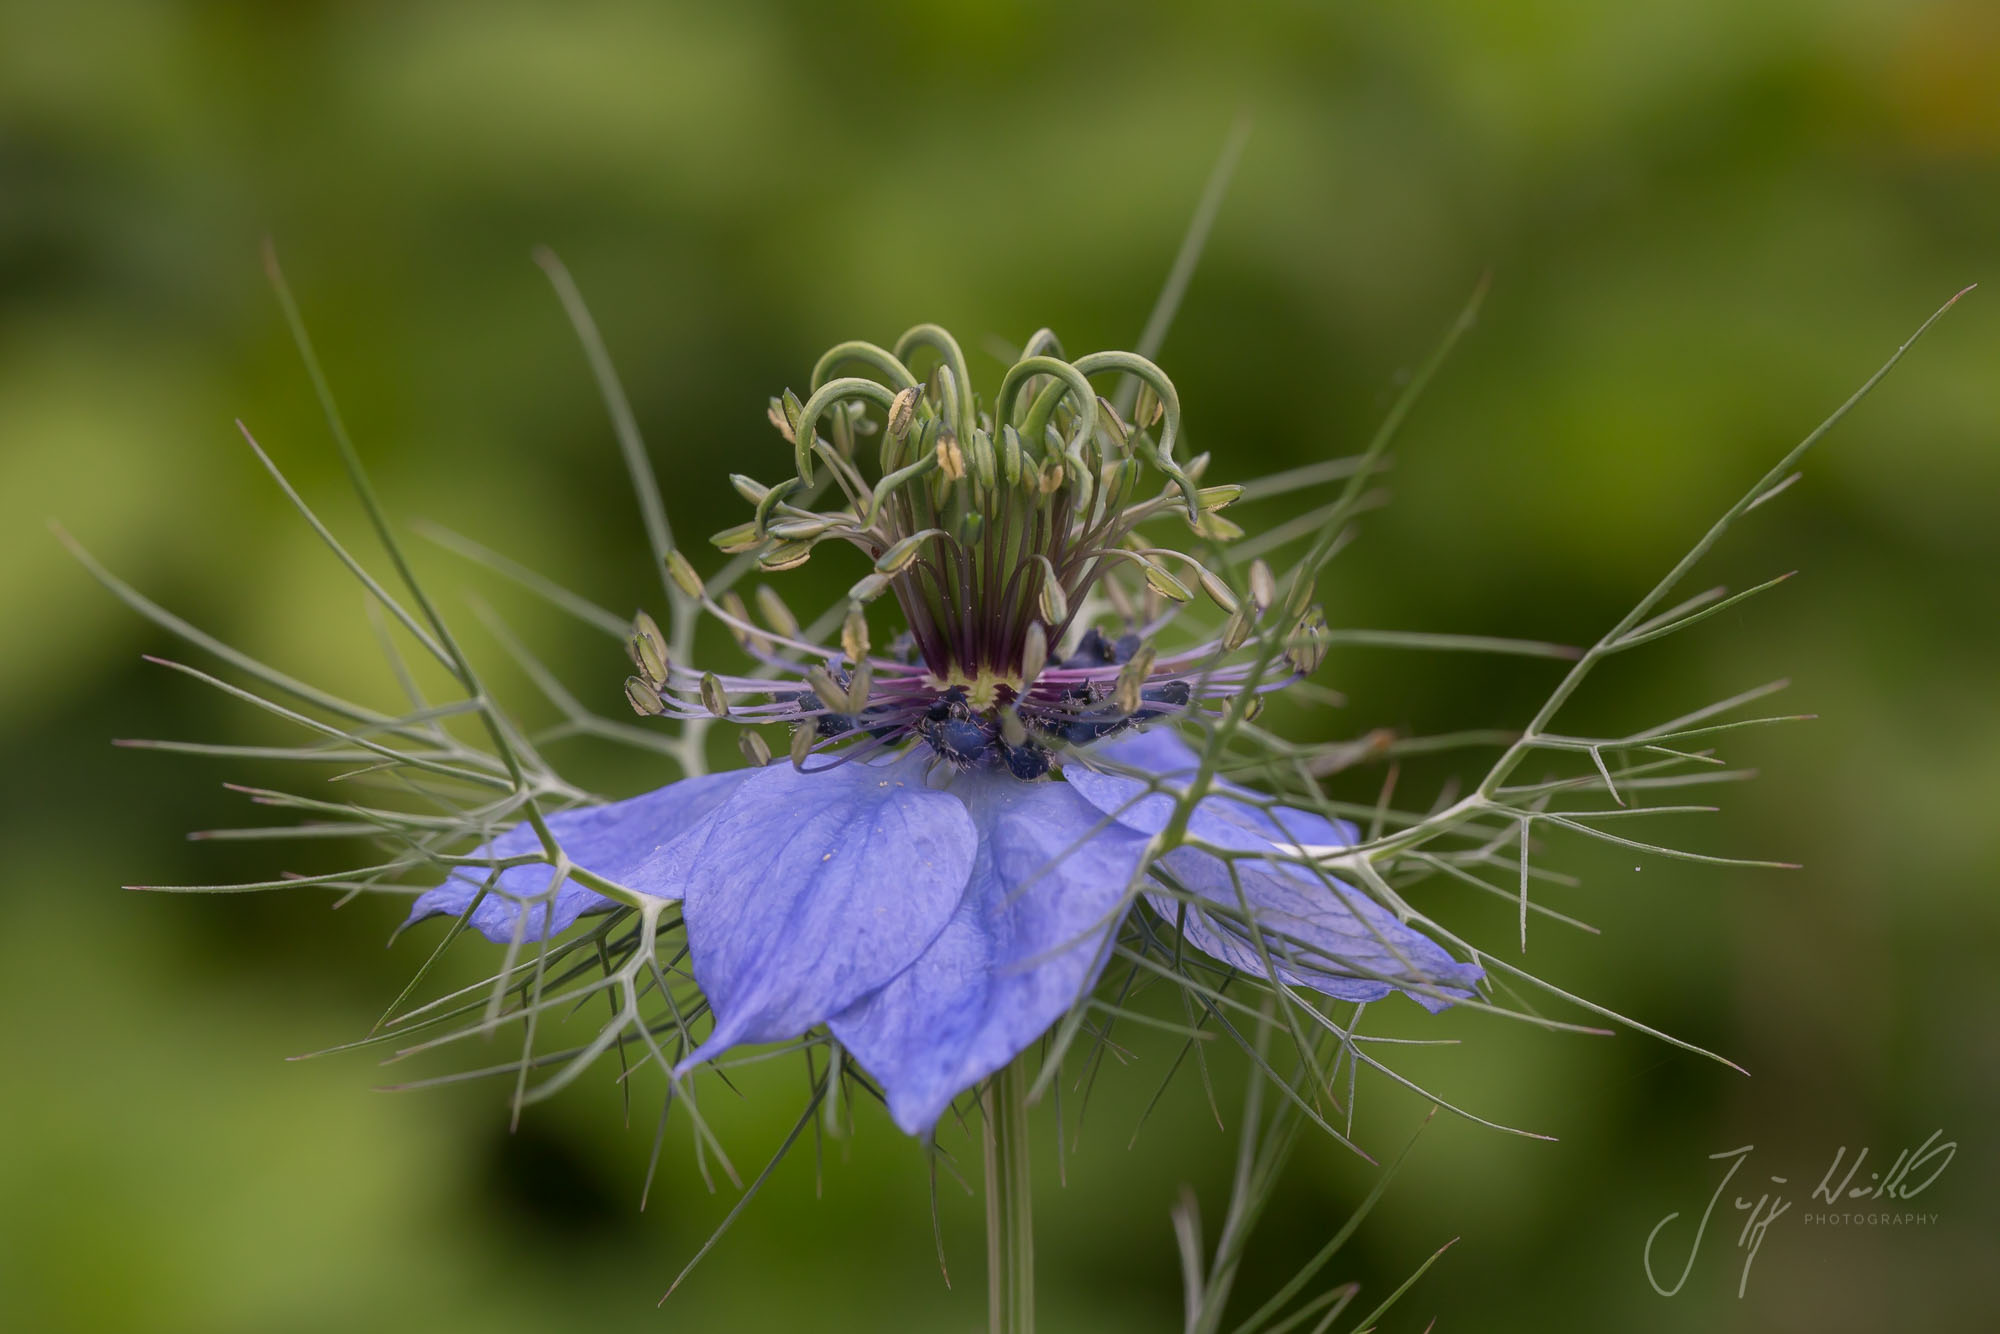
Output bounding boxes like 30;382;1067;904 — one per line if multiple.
3;2;1995;1330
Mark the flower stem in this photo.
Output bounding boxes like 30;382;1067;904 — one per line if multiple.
982;1056;1035;1334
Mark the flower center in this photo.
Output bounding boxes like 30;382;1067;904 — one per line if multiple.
623;325;1325;780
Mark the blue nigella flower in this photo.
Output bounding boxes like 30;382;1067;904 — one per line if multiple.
408;329;1484;1135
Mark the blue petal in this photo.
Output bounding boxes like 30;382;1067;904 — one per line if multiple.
1070;726;1481;1010
1146;857;1484;1013
830;773;1149;1135
674;751;978;1069
405;770;750;944
1067;725;1358;850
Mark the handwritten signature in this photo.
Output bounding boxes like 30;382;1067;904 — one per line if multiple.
1643;1130;1955;1298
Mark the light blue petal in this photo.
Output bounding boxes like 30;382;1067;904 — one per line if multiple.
830;773;1148;1135
1067;725;1358;850
405;769;750;944
1069;726;1479;1010
1147;852;1483;1012
675;751;978;1069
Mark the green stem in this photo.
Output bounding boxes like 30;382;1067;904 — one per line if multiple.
982;1056;1035;1334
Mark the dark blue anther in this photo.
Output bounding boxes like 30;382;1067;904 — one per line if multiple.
1000;740;1052;780
1132;678;1192;722
785;685;854;738
1059;713;1133;746
783;685;903;741
926;686;970;723
937;718;990;758
1061;628;1119;669
924;716;996;769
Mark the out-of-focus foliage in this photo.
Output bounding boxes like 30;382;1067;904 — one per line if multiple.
2;3;1994;1331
